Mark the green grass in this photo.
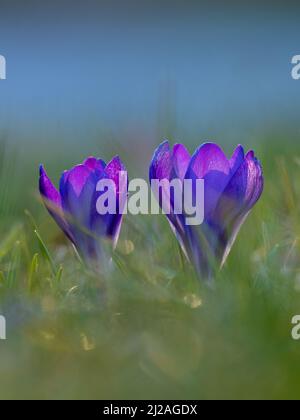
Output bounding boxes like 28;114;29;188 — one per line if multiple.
0;136;300;400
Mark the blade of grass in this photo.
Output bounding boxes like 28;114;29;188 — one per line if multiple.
28;253;39;292
34;229;57;276
0;224;23;260
7;241;21;288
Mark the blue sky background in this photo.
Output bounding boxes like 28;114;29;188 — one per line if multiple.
0;0;300;149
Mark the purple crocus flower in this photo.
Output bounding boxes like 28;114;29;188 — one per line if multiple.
39;156;127;265
149;140;264;278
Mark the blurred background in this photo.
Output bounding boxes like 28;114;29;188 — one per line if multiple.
1;0;300;400
1;0;300;146
0;0;299;219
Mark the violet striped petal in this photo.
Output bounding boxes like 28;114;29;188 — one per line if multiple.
39;165;74;243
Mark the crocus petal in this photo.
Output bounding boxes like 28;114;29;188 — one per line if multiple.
185;143;231;217
105;156;126;192
60;165;95;217
229;144;245;173
149;141;188;256
244;151;264;208
149;140;173;181
215;150;263;225
213;150;264;265
83;156;106;173
187;142;230;178
92;156;128;247
59;170;69;192
64;164;93;197
149;140;175;215
39;165;61;207
39;165;74;242
173;143;191;180
60;165;99;258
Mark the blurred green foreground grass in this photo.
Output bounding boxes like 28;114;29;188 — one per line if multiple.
0;136;300;400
